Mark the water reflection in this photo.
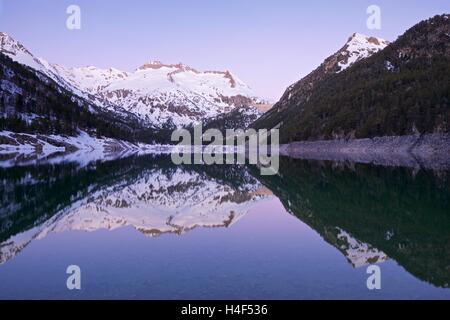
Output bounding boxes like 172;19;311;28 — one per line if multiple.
0;155;272;264
0;154;449;296
253;158;450;288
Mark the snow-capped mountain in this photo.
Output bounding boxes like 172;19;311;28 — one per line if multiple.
0;32;142;123
253;14;450;143
0;32;52;78
0;32;95;99
0;32;264;129
280;33;389;108
54;61;263;128
252;33;389;130
277;33;389;108
336;33;390;72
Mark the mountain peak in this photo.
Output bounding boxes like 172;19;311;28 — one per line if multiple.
0;31;50;74
336;33;389;72
137;60;165;70
0;32;29;55
0;31;13;41
136;60;201;74
346;32;390;48
254;31;391;128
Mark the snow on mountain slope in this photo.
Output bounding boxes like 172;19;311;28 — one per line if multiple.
337;33;390;72
252;33;389;129
0;33;264;128
0;32;84;96
55;61;262;127
285;33;389;102
0;32;138;121
51;64;131;95
0;32;45;72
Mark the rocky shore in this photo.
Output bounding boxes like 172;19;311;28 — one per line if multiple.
280;133;450;170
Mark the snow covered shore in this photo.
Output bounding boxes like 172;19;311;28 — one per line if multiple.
0;130;170;167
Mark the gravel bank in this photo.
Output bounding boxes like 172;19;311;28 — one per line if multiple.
280;133;450;170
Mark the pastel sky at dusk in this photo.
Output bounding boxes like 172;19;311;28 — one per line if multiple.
0;0;448;100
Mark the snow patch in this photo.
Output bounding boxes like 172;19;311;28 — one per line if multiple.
337;33;389;72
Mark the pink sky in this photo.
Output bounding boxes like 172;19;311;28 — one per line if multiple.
0;0;448;100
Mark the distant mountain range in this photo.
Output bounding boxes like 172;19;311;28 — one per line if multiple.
253;14;450;143
52;60;267;128
0;33;267;142
1;14;449;150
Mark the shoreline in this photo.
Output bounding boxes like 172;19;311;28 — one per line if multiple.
2;130;450;170
280;133;450;170
0;130;170;168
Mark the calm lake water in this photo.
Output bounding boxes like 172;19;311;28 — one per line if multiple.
0;154;449;299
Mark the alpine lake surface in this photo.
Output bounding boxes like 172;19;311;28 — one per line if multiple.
0;153;449;299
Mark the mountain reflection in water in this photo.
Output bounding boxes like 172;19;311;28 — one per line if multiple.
0;154;449;298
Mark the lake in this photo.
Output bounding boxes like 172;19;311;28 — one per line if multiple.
0;154;449;299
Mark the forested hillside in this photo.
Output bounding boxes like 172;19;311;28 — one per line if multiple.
253;14;450;143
